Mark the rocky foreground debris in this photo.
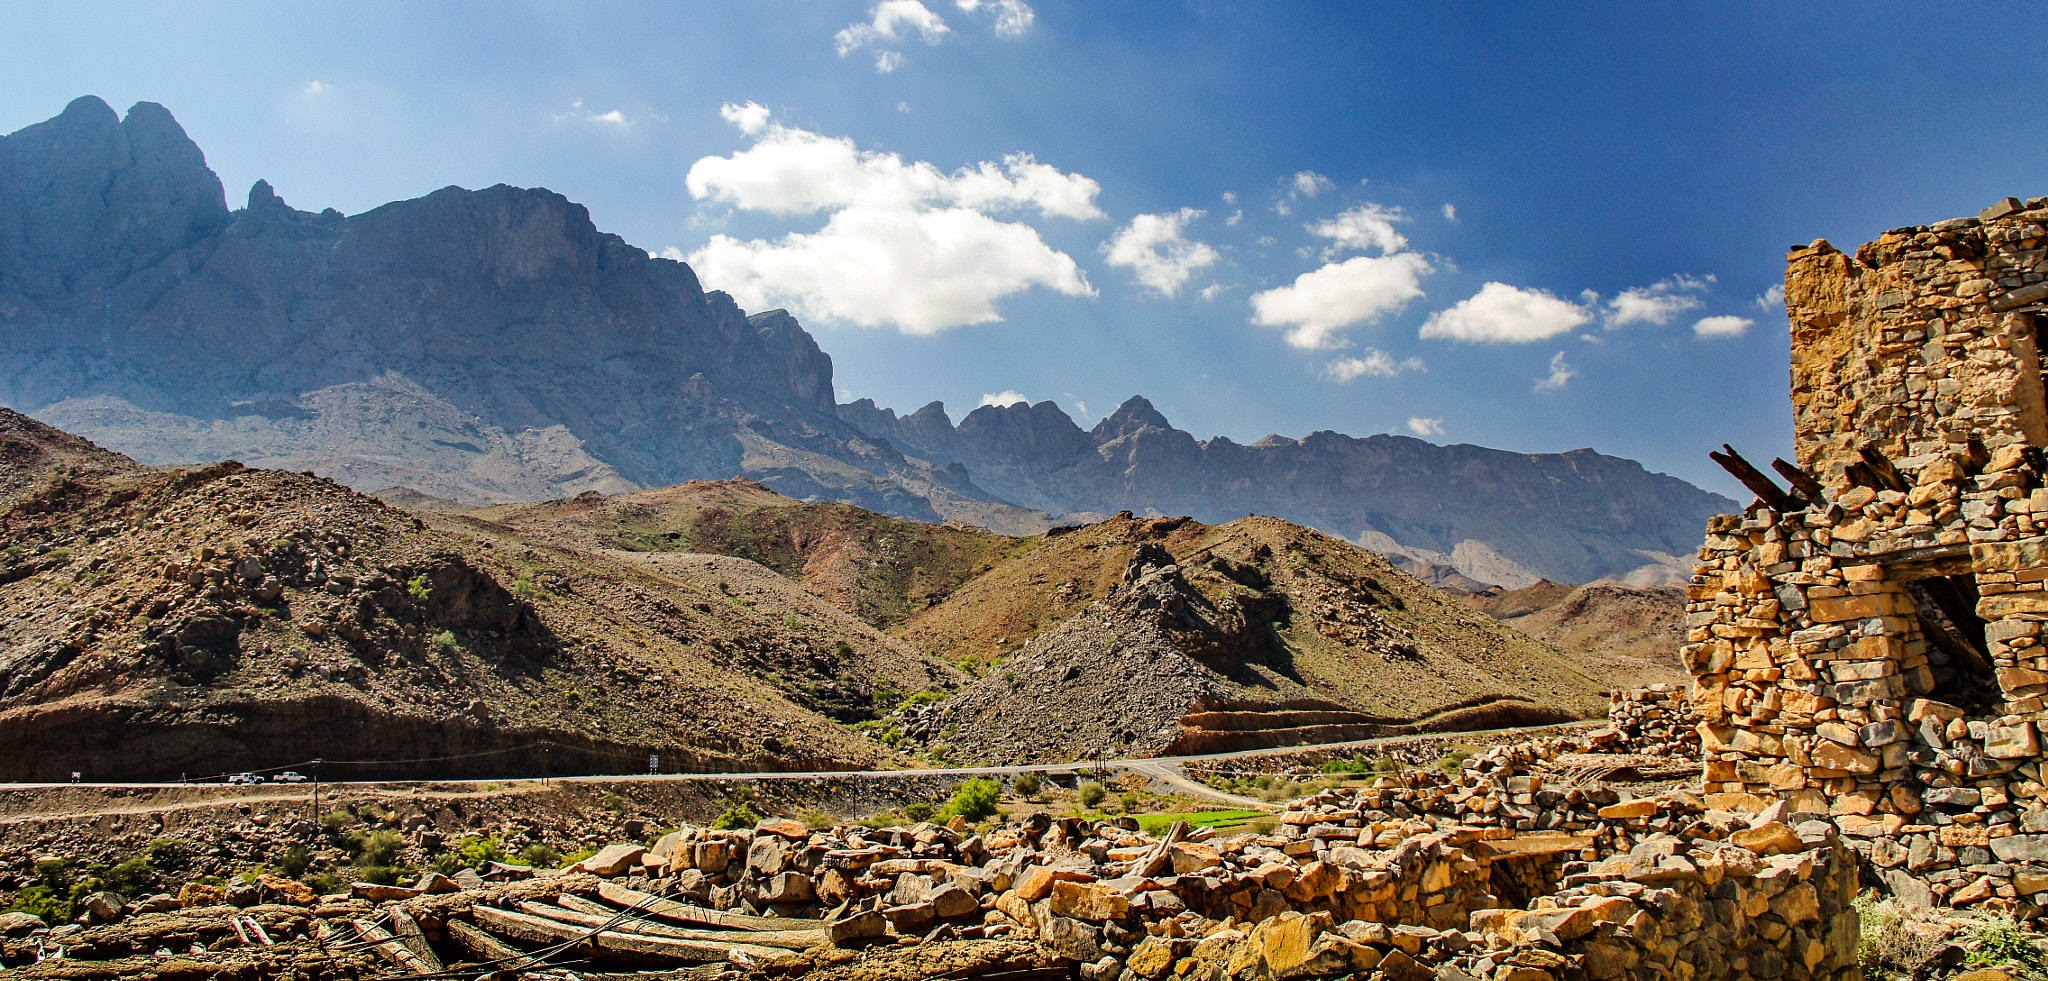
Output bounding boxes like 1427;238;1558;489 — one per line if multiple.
0;737;1862;980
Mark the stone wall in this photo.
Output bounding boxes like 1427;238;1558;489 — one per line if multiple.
1689;195;2048;916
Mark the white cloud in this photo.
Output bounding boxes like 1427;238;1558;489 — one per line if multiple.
978;389;1029;407
589;109;630;126
1102;209;1220;297
1220;191;1238;205
1327;349;1426;382
690;205;1093;334
1756;284;1785;310
719;101;772;135
1250;252;1432;350
897;101;914;113
1420;282;1591;344
1441;203;1457;222
1407;417;1444;437
1289;171;1334;197
873;50;905;72
1197;283;1229;301
554;99;632;126
1604;273;1713;328
1309;203;1408;256
1535;351;1576;392
687;118;1102;219
836;0;951;57
303;80;331;96
654;246;687;261
1693;315;1754;339
1224;210;1242;226
956;0;1034;37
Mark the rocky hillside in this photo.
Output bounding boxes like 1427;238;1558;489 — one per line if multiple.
1466;579;1689;690
0;95;1730;588
0;410;952;782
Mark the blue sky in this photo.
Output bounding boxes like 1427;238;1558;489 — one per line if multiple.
4;2;2045;498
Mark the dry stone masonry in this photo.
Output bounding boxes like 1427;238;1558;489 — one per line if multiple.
1687;195;2048;914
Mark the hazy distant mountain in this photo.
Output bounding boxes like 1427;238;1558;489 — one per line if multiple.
0;96;1733;586
838;396;1732;587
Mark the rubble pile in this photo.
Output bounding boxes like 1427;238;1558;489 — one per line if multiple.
1584;685;1701;757
2;760;1865;981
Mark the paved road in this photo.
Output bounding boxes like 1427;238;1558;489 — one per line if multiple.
4;722;1590;810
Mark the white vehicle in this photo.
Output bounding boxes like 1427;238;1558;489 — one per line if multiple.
275;771;308;783
227;772;263;785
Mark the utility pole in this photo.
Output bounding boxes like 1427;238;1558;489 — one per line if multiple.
310;760;323;823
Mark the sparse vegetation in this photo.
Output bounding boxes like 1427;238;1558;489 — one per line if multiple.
1076;779;1106;809
940;778;1001;823
407;574;432;602
1011;772;1042;797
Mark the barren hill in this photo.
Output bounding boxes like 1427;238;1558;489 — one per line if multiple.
0;413;949;782
1468;579;1689;690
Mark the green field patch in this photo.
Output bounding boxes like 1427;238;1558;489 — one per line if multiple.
1136;810;1268;836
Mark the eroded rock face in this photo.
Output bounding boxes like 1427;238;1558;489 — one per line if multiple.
0;98;945;516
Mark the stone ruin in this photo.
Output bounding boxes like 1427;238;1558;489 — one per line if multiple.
1687;195;2048;912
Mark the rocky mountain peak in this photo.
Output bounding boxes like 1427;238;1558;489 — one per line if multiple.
1090;395;1174;443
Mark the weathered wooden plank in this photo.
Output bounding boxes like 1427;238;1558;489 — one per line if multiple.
386;908;444;973
1711;445;1804;512
593;881;825;931
447;917;543;972
354;918;432;974
553;894;827;950
471;904;788;966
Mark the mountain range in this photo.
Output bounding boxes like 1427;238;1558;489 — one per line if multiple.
0;96;1735;587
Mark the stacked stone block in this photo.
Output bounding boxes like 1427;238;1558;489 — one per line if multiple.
1689;195;2048;914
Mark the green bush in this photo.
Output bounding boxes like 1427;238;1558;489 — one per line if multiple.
278;845;313;878
903;802;935;822
433;629;458;654
356;865;406;886
516;843;562;868
1012;772;1042;797
940;778;1001;823
1077;780;1106;808
802;809;834;830
3;884;66;922
710;800;761;831
350;829;406;867
407;575;432;602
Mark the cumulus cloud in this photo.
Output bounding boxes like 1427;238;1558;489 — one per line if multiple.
1603;274;1713;328
1535;351;1577;392
1756;284;1785;310
1197;283;1230;301
1289;171;1334;197
1407;417;1445;437
1441;203;1457;222
836;0;951;59
688;111;1102;219
956;0;1034;37
1693;315;1754;339
719;101;772;135
691;206;1092;334
1102;209;1220;297
1420;282;1591;344
978;390;1029;407
1309;203;1408;256
303;80;332;96
1250;252;1432;350
1224;210;1242;226
1326;349;1425;382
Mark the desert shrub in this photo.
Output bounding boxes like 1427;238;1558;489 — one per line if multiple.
802;809;834;830
1012;772;1042;797
516;843;562;868
306;871;346;896
3;885;67;922
1077;780;1107;808
407;575;432;602
941;778;1001;823
710;800;761;831
433;630;458;654
897;689;947;712
903;802;936;822
278;845;313;878
1855;892;1945;980
1966;912;2047;973
1118;792;1145;813
1321;756;1367;774
349;829;406;867
1245;817;1279;835
320;811;352;832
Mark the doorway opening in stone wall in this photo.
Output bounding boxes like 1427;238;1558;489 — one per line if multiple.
1905;573;2002;714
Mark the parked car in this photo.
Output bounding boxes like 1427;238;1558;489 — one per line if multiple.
275;771;308;783
227;772;263;784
